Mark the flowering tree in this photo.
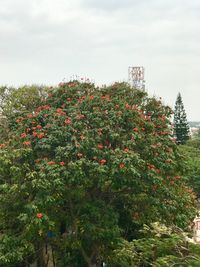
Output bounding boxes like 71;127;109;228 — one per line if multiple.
0;81;196;266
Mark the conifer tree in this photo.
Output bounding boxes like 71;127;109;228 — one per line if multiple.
174;92;190;144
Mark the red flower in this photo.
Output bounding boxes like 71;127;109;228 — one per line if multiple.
47;161;55;165
101;95;110;100
125;103;131;109
133;128;139;132
36;125;42;129
36;213;43;219
99;159;107;165
120;163;124;169
64;118;71;125
21;133;27;138
76;114;85;120
37;133;45;139
89;95;94;100
60;161;65;166
147;164;155;170
0;144;6;149
27;114;33;118
16;118;22;123
97;144;104;149
141;128;145;131
23;141;31;146
32;132;38;137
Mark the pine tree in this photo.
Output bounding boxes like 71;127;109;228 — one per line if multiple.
174;92;190;144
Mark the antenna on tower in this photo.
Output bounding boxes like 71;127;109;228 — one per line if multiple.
128;66;145;90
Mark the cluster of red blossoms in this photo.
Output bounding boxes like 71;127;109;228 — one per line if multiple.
46;161;65;166
99;159;107;165
36;213;43;219
36;105;51;112
119;163;124;169
64;118;71;125
55;108;66;117
23;141;31;146
21;133;27;138
0;143;6;149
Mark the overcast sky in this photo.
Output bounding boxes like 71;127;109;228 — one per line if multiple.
0;0;199;120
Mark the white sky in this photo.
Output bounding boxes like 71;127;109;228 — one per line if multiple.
0;0;199;120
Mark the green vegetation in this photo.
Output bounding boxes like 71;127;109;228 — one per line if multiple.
0;82;198;267
179;134;200;198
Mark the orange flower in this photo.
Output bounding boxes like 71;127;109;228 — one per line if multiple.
101;95;110;100
76;114;85;120
0;144;6;149
99;159;107;165
21;133;27;138
64;118;71;125
23;141;31;146
133;128;139;132
125;103;131;109
120;163;124;169
16;119;20;123
37;133;45;139
47;161;55;165
27;114;33;118
36;213;43;219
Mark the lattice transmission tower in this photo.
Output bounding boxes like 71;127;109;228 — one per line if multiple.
128;66;145;90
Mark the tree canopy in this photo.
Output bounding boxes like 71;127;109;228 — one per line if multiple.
0;81;196;267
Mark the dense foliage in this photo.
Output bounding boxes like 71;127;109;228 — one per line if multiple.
108;223;200;267
0;81;196;266
173;93;190;145
179;136;200;198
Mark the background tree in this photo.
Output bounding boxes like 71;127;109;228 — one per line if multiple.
179;136;200;198
173;92;190;144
